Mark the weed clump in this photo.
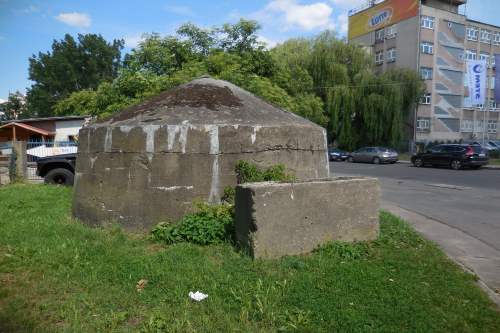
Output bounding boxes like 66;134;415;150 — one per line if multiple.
151;202;233;245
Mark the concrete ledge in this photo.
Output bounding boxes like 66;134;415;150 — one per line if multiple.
234;177;380;259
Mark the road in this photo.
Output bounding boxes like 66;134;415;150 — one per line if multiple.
331;161;500;250
331;161;500;303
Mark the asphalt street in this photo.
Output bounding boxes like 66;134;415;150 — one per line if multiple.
330;161;500;251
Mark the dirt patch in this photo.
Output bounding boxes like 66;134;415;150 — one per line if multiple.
106;83;243;123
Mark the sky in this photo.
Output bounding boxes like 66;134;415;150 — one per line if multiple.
0;0;499;101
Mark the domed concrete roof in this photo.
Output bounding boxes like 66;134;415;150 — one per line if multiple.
95;76;316;128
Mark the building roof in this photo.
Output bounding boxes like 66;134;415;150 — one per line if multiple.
0;122;55;136
96;77;317;128
1;115;90;125
466;19;500;30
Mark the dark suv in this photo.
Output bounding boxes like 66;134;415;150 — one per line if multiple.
36;153;76;185
411;144;489;170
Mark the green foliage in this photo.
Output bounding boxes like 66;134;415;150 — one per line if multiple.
235;160;295;184
46;22;423;148
151;202;234;246
1;91;26;120
27;33;124;116
221;186;236;205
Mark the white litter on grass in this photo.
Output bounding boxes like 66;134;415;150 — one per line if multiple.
189;291;208;302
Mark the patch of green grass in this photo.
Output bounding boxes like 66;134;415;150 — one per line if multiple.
0;184;498;332
489;159;500;166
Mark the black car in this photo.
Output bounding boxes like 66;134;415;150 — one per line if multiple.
411;144;489;170
328;148;348;161
36;153;76;185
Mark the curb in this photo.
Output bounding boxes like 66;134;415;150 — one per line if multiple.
382;202;500;307
398;160;500;169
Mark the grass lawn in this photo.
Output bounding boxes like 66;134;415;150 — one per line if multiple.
0;184;499;332
490;159;500;165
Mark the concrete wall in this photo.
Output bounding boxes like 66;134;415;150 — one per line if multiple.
73;124;329;231
0;155;10;185
234;177;380;259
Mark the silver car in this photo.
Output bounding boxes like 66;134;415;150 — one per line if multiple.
347;147;398;164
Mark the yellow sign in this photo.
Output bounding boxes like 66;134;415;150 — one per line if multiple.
348;0;419;40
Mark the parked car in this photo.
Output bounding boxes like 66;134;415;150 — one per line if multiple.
36;153;76;186
328;148;348;161
411;144;489;170
488;140;500;150
465;141;498;152
347;147;398;164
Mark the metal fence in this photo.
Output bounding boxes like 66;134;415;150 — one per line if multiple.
26;141;78;180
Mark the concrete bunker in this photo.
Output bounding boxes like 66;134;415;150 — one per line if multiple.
72;77;329;230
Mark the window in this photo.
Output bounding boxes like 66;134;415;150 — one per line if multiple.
480;52;490;64
466;27;478;41
420;93;432;105
461;120;473;132
385;25;397;39
489;100;498;110
386;48;396;62
417;117;430;131
375;29;385;42
475;120;484;131
421;42;434;54
490;76;496;90
421;15;435;30
493;32;500;45
375;51;384;65
480;29;491;43
487;120;498;133
465;49;477;60
420;67;433;80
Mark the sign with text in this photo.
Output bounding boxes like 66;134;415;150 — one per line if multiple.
466;60;487;106
348;0;419;40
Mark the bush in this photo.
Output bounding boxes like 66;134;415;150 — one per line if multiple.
151;202;234;245
235;160;295;184
489;150;499;159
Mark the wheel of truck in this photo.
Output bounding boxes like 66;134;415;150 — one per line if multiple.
44;168;74;186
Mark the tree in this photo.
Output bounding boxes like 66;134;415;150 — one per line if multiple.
27;33;124;117
2;91;26;120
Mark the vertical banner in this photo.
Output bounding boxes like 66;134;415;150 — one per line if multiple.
495;54;500;103
466;60;487;106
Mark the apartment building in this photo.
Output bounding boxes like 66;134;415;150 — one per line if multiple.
348;0;499;143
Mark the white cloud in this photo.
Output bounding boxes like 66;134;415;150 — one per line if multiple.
337;13;348;35
55;12;92;28
265;0;334;31
329;0;366;8
123;34;145;48
257;35;279;48
165;5;195;16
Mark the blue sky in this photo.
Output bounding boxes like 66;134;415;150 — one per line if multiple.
0;0;498;101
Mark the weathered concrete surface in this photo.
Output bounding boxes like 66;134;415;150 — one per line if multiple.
12;141;26;179
0;155;10;185
234;177;380;259
73;77;329;230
